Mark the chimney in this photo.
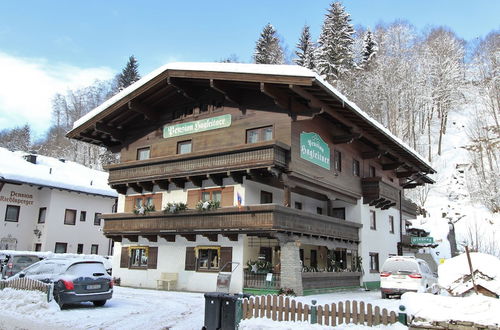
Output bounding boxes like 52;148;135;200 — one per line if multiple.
59;158;66;163
24;154;37;164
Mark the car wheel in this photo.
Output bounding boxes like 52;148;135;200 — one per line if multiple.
93;300;107;307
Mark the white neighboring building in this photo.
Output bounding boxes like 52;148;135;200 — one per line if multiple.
0;148;117;255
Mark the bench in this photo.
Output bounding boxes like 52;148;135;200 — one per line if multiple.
156;272;178;291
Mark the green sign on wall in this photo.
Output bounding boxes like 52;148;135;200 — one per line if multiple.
163;114;232;138
410;237;434;245
300;132;331;170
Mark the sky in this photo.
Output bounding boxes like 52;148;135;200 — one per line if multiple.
0;0;498;139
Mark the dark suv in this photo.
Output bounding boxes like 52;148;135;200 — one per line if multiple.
13;258;113;308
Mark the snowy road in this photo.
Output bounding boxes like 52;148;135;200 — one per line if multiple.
0;287;401;330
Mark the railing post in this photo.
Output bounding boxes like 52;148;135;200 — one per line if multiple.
310;299;317;324
398;305;407;325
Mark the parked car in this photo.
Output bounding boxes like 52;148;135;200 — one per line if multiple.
380;256;438;298
1;254;41;279
12;258;113;308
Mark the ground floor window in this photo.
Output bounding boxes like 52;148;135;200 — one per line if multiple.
91;244;99;255
120;246;157;269
77;244;84;254
185;246;232;272
5;205;20;222
55;242;67;253
34;243;41;251
197;247;220;271
130;247;148;268
369;252;379;273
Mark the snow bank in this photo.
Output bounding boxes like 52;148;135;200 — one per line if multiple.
402;292;500;326
240;318;406;329
438;252;500;290
0;288;59;314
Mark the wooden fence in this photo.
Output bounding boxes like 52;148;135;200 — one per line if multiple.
242;295;398;327
0;278;52;300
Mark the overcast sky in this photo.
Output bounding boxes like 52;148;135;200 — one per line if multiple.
0;0;498;138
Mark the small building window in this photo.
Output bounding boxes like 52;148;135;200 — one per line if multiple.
389;215;395;234
5;205;20;222
369;166;376;177
38;207;47;224
334;150;342;172
77;244;84;254
332;207;346;220
294;202;302;210
55;242;68;253
130;247;148;268
370;210;376;230
177;140;192;154
137;147;151;160
316;207;323;215
260;191;273;204
64;209;76;225
34;243;42;252
246;126;273;144
197;247;220;271
352;159;360;177
94;213;102;226
369;252;379;272
91;244;99;255
201;189;222;203
80;211;87;222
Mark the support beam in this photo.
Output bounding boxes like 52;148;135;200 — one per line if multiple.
106;235;122;242
402;183;424;189
202;234;218;242
180;234;196;242
169;178;186;189
142;235;157;242
209;79;245;111
187;176;203;188
167;77;198;102
331;133;362;145
128;100;159;121
159;234;176;242
95;122;125;142
127;182;143;194
138;181;154;192
262;83;308;119
382;162;404;171
123;235;138;242
111;184;127;195
228;171;244;184
222;233;238;241
396;171;418;178
153;180;170;191
361;150;388;160
207;174;224;186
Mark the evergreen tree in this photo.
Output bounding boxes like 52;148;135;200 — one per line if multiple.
0;124;31;152
361;29;378;69
253;23;285;64
316;1;355;81
117;55;141;90
294;25;316;70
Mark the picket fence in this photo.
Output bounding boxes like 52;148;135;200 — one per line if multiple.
242;295;398;327
0;277;52;299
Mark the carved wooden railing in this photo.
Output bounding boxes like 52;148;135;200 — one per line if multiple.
361;177;400;210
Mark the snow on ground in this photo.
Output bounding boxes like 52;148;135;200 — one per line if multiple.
239;318;406;329
402;292;500;327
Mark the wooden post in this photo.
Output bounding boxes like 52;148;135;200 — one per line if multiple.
324;304;330;326
352;300;358;324
359;301;365;325
465;246;478;295
331;303;337;326
338;301;344;324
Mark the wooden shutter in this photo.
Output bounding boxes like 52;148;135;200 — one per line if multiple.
220;247;233;272
124;196;135;213
185;247;196;271
120;247;129;268
153;194;163;211
147;247;158;269
187;190;200;209
221;186;234;207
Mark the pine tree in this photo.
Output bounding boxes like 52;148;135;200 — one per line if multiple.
361;29;378;69
117;55;141;90
316;1;355;81
294;25;316;70
253;23;285;65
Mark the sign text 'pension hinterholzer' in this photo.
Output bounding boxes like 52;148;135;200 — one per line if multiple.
163;114;232;139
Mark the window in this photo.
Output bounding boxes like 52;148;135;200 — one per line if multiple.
64;209;76;225
389;215;395;233
177;140;192;154
55;242;67;253
38;207;46;224
77;244;84;254
246;126;273;144
332;207;346;220
369;166;376;177
137;147;150;160
130;247;148;268
369;253;379;272
316;207;323;215
34;243;42;252
352;159;360;177
334;150;342;172
260;191;273;204
201;190;222;203
197;247;220;271
94;213;102;226
80;211;86;222
5;205;20;222
91;244;99;255
294;202;302;210
370;210;376;230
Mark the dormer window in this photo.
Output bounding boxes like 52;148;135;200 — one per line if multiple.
137;147;150;160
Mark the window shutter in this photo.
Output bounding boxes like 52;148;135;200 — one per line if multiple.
220;247;233;272
221;186;234;207
185;247;196;271
124;196;135;213
187;190;199;209
147;247;158;269
153;194;162;211
120;247;129;268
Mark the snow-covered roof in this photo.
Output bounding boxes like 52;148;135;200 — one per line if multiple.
0;148;117;198
70;62;433;171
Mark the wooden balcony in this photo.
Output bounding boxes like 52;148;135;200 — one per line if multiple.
401;197;419;218
102;204;361;242
106;141;289;193
361;177;400;210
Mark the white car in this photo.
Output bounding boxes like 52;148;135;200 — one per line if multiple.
380;256;438;298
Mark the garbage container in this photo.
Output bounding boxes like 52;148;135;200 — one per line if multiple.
203;292;226;330
220;293;252;330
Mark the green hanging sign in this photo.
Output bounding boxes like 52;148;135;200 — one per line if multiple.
163;114;232;138
410;237;434;245
300;132;331;170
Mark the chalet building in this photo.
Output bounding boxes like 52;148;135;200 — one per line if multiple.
0;148;117;255
67;63;434;295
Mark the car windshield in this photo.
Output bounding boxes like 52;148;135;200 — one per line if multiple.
382;260;419;273
65;262;107;277
13;256;39;264
23;260;68;276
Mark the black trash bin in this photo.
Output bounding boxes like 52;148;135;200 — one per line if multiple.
220;293;252;330
203;292;226;330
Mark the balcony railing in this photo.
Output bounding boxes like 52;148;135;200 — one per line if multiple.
301;272;361;290
361;177;400;210
106;141;289;186
244;272;281;289
102;204;361;241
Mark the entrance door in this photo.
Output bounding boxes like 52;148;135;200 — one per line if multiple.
310;250;318;269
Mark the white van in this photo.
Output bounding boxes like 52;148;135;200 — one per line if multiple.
380;256;438;298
